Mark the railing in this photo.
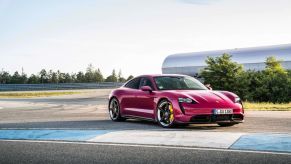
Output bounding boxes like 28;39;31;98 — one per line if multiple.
0;83;124;91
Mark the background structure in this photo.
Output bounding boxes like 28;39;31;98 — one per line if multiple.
162;44;291;76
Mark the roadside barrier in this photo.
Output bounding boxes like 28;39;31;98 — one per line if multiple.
0;83;124;91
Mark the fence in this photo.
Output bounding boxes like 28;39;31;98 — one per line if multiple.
0;82;124;91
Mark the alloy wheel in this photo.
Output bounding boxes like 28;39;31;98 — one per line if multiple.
109;98;120;121
157;100;174;128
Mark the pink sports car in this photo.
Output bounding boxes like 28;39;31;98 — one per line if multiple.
108;74;244;128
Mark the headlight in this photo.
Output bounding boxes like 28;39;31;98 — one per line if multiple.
234;97;241;103
178;98;194;103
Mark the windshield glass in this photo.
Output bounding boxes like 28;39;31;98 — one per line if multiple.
154;76;207;90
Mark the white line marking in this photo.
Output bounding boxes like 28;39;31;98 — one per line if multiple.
1;139;291;156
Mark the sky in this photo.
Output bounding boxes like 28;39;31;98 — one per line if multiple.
0;0;291;77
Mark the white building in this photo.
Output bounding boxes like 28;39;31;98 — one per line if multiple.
162;44;291;76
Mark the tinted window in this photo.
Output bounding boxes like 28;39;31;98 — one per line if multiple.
125;77;141;89
154;76;207;90
139;77;154;89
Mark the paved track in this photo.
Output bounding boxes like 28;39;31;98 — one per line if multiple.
0;89;290;133
0;140;290;164
0;89;291;163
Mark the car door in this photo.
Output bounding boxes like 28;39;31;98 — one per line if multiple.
121;77;141;116
134;77;156;119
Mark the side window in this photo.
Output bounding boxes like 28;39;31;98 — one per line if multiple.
139;77;154;90
125;78;141;89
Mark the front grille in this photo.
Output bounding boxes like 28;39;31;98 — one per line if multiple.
190;115;211;122
190;114;244;123
214;115;232;121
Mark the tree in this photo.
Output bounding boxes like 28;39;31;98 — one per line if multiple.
10;71;21;84
20;72;28;84
64;73;72;83
85;64;95;82
51;72;58;83
58;71;66;83
0;71;11;84
261;56;289;103
265;56;287;75
27;74;40;84
48;70;58;83
70;73;77;83
119;77;126;82
126;75;134;81
84;64;104;82
105;69;118;82
117;70;126;82
76;71;85;83
0;66;130;84
39;69;48;83
200;53;243;92
200;54;290;103
93;68;104;82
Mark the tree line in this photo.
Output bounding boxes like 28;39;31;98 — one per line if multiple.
0;64;134;84
201;54;291;103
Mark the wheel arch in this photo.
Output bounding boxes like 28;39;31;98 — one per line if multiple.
109;96;118;103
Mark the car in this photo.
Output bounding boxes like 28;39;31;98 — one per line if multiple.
108;74;244;128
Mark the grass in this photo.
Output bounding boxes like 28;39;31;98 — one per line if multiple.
244;102;291;111
0;91;83;98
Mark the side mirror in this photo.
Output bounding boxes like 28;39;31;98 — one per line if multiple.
204;84;212;90
141;86;152;92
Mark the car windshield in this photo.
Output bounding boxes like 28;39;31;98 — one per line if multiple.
154;76;207;90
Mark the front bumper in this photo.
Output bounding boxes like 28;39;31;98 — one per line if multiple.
172;101;244;124
175;113;244;124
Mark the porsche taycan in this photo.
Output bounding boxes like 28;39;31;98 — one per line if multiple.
108;74;244;128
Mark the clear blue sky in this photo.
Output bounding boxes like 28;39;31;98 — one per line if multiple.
1;0;291;77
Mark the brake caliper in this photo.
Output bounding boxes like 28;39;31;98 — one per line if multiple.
169;103;174;122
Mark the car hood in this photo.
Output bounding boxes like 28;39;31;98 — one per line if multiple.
166;90;234;106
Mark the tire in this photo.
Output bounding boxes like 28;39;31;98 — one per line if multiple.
217;123;236;127
157;100;175;128
109;98;126;122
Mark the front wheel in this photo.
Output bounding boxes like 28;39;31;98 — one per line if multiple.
157;100;175;128
109;98;125;121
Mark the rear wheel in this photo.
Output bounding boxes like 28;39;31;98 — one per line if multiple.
157;100;175;128
217;123;236;127
109;98;125;121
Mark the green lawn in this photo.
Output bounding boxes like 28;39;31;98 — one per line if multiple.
0;91;83;98
244;102;291;111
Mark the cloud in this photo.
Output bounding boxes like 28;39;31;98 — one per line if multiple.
178;0;220;5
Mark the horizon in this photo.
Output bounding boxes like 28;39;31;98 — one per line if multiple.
1;0;291;77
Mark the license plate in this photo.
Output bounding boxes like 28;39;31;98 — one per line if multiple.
213;109;233;115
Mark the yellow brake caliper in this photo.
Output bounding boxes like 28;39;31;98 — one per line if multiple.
169;103;174;122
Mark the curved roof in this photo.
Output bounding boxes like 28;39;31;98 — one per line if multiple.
162;44;291;68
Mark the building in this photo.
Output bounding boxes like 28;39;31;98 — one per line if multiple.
162;44;291;77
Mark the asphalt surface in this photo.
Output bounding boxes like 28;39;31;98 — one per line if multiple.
1;140;291;164
0;89;291;163
0;89;290;132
